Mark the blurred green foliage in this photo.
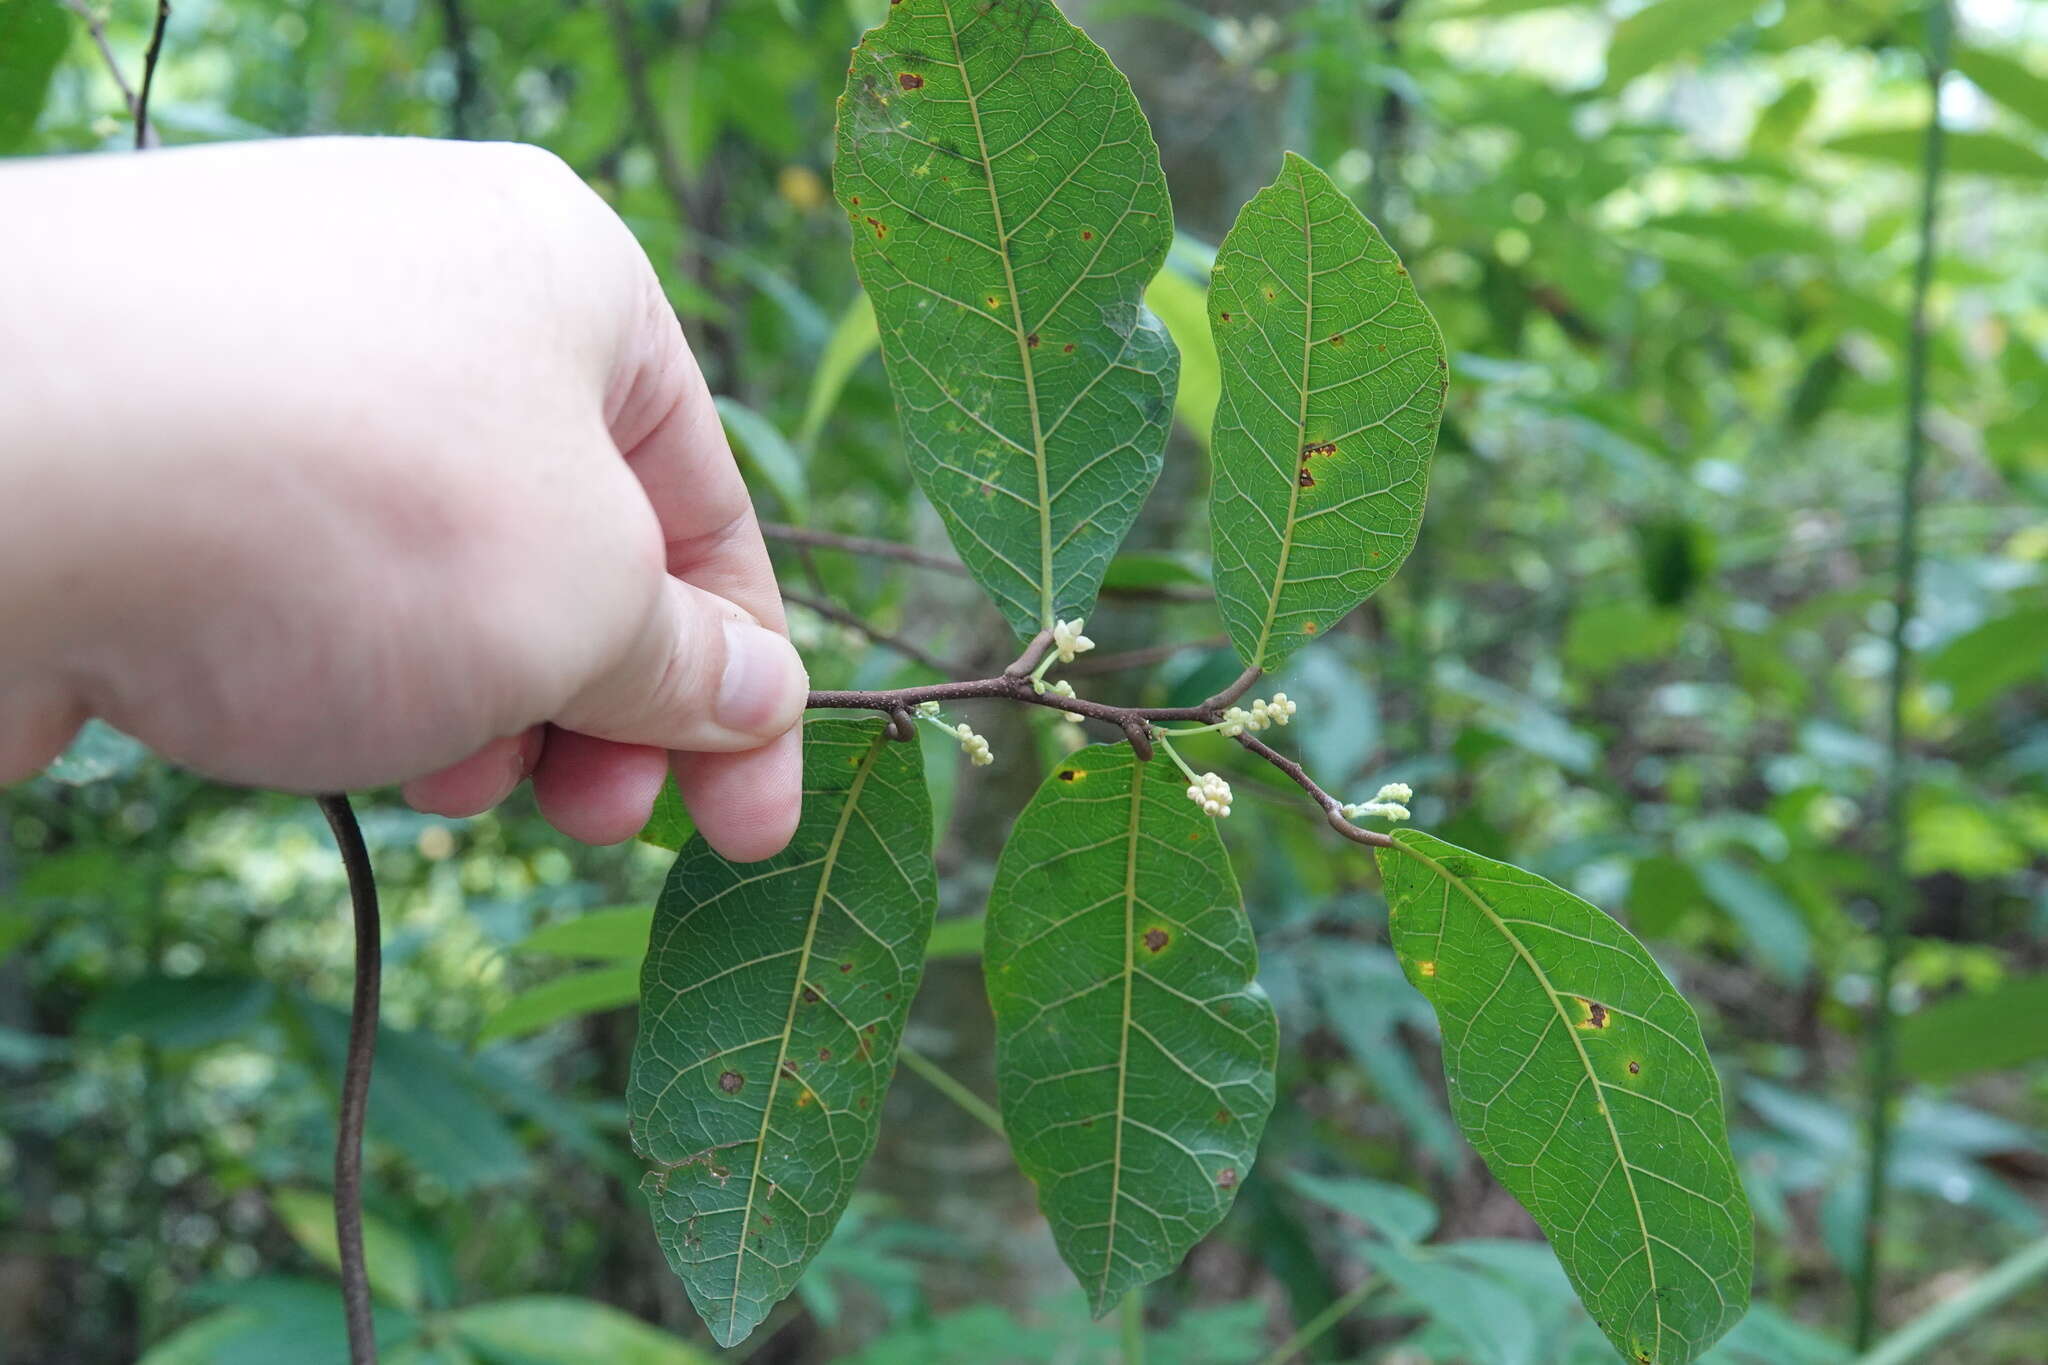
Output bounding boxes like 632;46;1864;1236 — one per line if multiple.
4;0;2047;1361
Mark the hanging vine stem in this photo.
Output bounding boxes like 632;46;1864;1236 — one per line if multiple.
807;631;1396;850
317;794;382;1365
1853;2;1950;1349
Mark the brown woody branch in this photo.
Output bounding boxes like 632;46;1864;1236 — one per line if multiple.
807;646;1392;847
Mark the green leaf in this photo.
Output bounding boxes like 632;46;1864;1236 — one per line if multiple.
291;1001;529;1190
795;292;880;452
1100;549;1211;591
714;396;808;519
1377;830;1752;1365
1145;260;1220;443
513;906;654;961
1955;45;2048;135
1898;974;2048;1083
1284;1169;1439;1244
0;0;68;153
1923;601;2048;716
834;0;1179;637
639;778;695;851
628;717;936;1347
1207;153;1446;671
271;1189;426;1312
1825;127;2048;179
1604;0;1755;90
985;743;1277;1315
478;963;641;1044
1692;858;1812;984
1362;1240;1539;1365
450;1296;717;1365
80;974;275;1051
923;912;985;960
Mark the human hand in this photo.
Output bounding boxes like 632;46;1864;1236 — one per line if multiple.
0;137;806;860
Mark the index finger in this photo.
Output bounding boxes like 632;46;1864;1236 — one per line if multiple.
608;293;805;861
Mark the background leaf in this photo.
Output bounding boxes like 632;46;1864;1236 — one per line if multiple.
450;1296;716;1365
1208;153;1445;670
271;1189;426;1312
0;0;68;152
627;718;937;1346
1378;830;1752;1365
478;963;640;1044
834;0;1179;637
985;743;1277;1315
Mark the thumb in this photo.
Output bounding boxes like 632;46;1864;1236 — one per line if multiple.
556;575;808;752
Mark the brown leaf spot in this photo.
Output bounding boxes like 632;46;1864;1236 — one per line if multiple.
1143;928;1169;953
1577;998;1611;1029
865;217;887;239
1026;332;1040;347
1062;343;1075;353
718;1071;744;1094
1330;332;1345;346
898;72;924;90
795;1090;813;1108
840;962;854;973
802;986;821;1003
1218;311;1231;322
1297;470;1315;488
1628;1060;1641;1075
1216;1167;1238;1189
1081;229;1094;240
1301;441;1337;457
1418;960;1437;978
819;1048;833;1061
1213;1108;1232;1125
1302;621;1318;635
858;1095;871;1110
1057;768;1081;782
780;1059;799;1075
1080;1117;1095;1128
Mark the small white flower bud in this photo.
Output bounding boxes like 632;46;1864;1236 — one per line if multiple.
916;700;943;717
1185;771;1233;819
1375;781;1412;803
1051;617;1096;663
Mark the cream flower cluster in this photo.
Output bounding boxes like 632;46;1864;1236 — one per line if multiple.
1185;771;1234;818
915;701;993;765
951;722;994;766
1051;617;1095;663
1220;692;1297;737
1048;679;1085;722
1342;782;1412;822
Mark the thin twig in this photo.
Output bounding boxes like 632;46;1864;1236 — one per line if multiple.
56;0;139;120
896;1045;1004;1136
763;521;969;575
432;0;481;139
783;589;959;675
1253;1275;1379;1365
134;0;169;150
807;649;1390;847
316;795;381;1365
1854;4;1950;1348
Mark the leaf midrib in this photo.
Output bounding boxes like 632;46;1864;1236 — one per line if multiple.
1099;749;1143;1306
726;731;887;1337
946;0;1056;630
1251;160;1315;669
1393;836;1666;1354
